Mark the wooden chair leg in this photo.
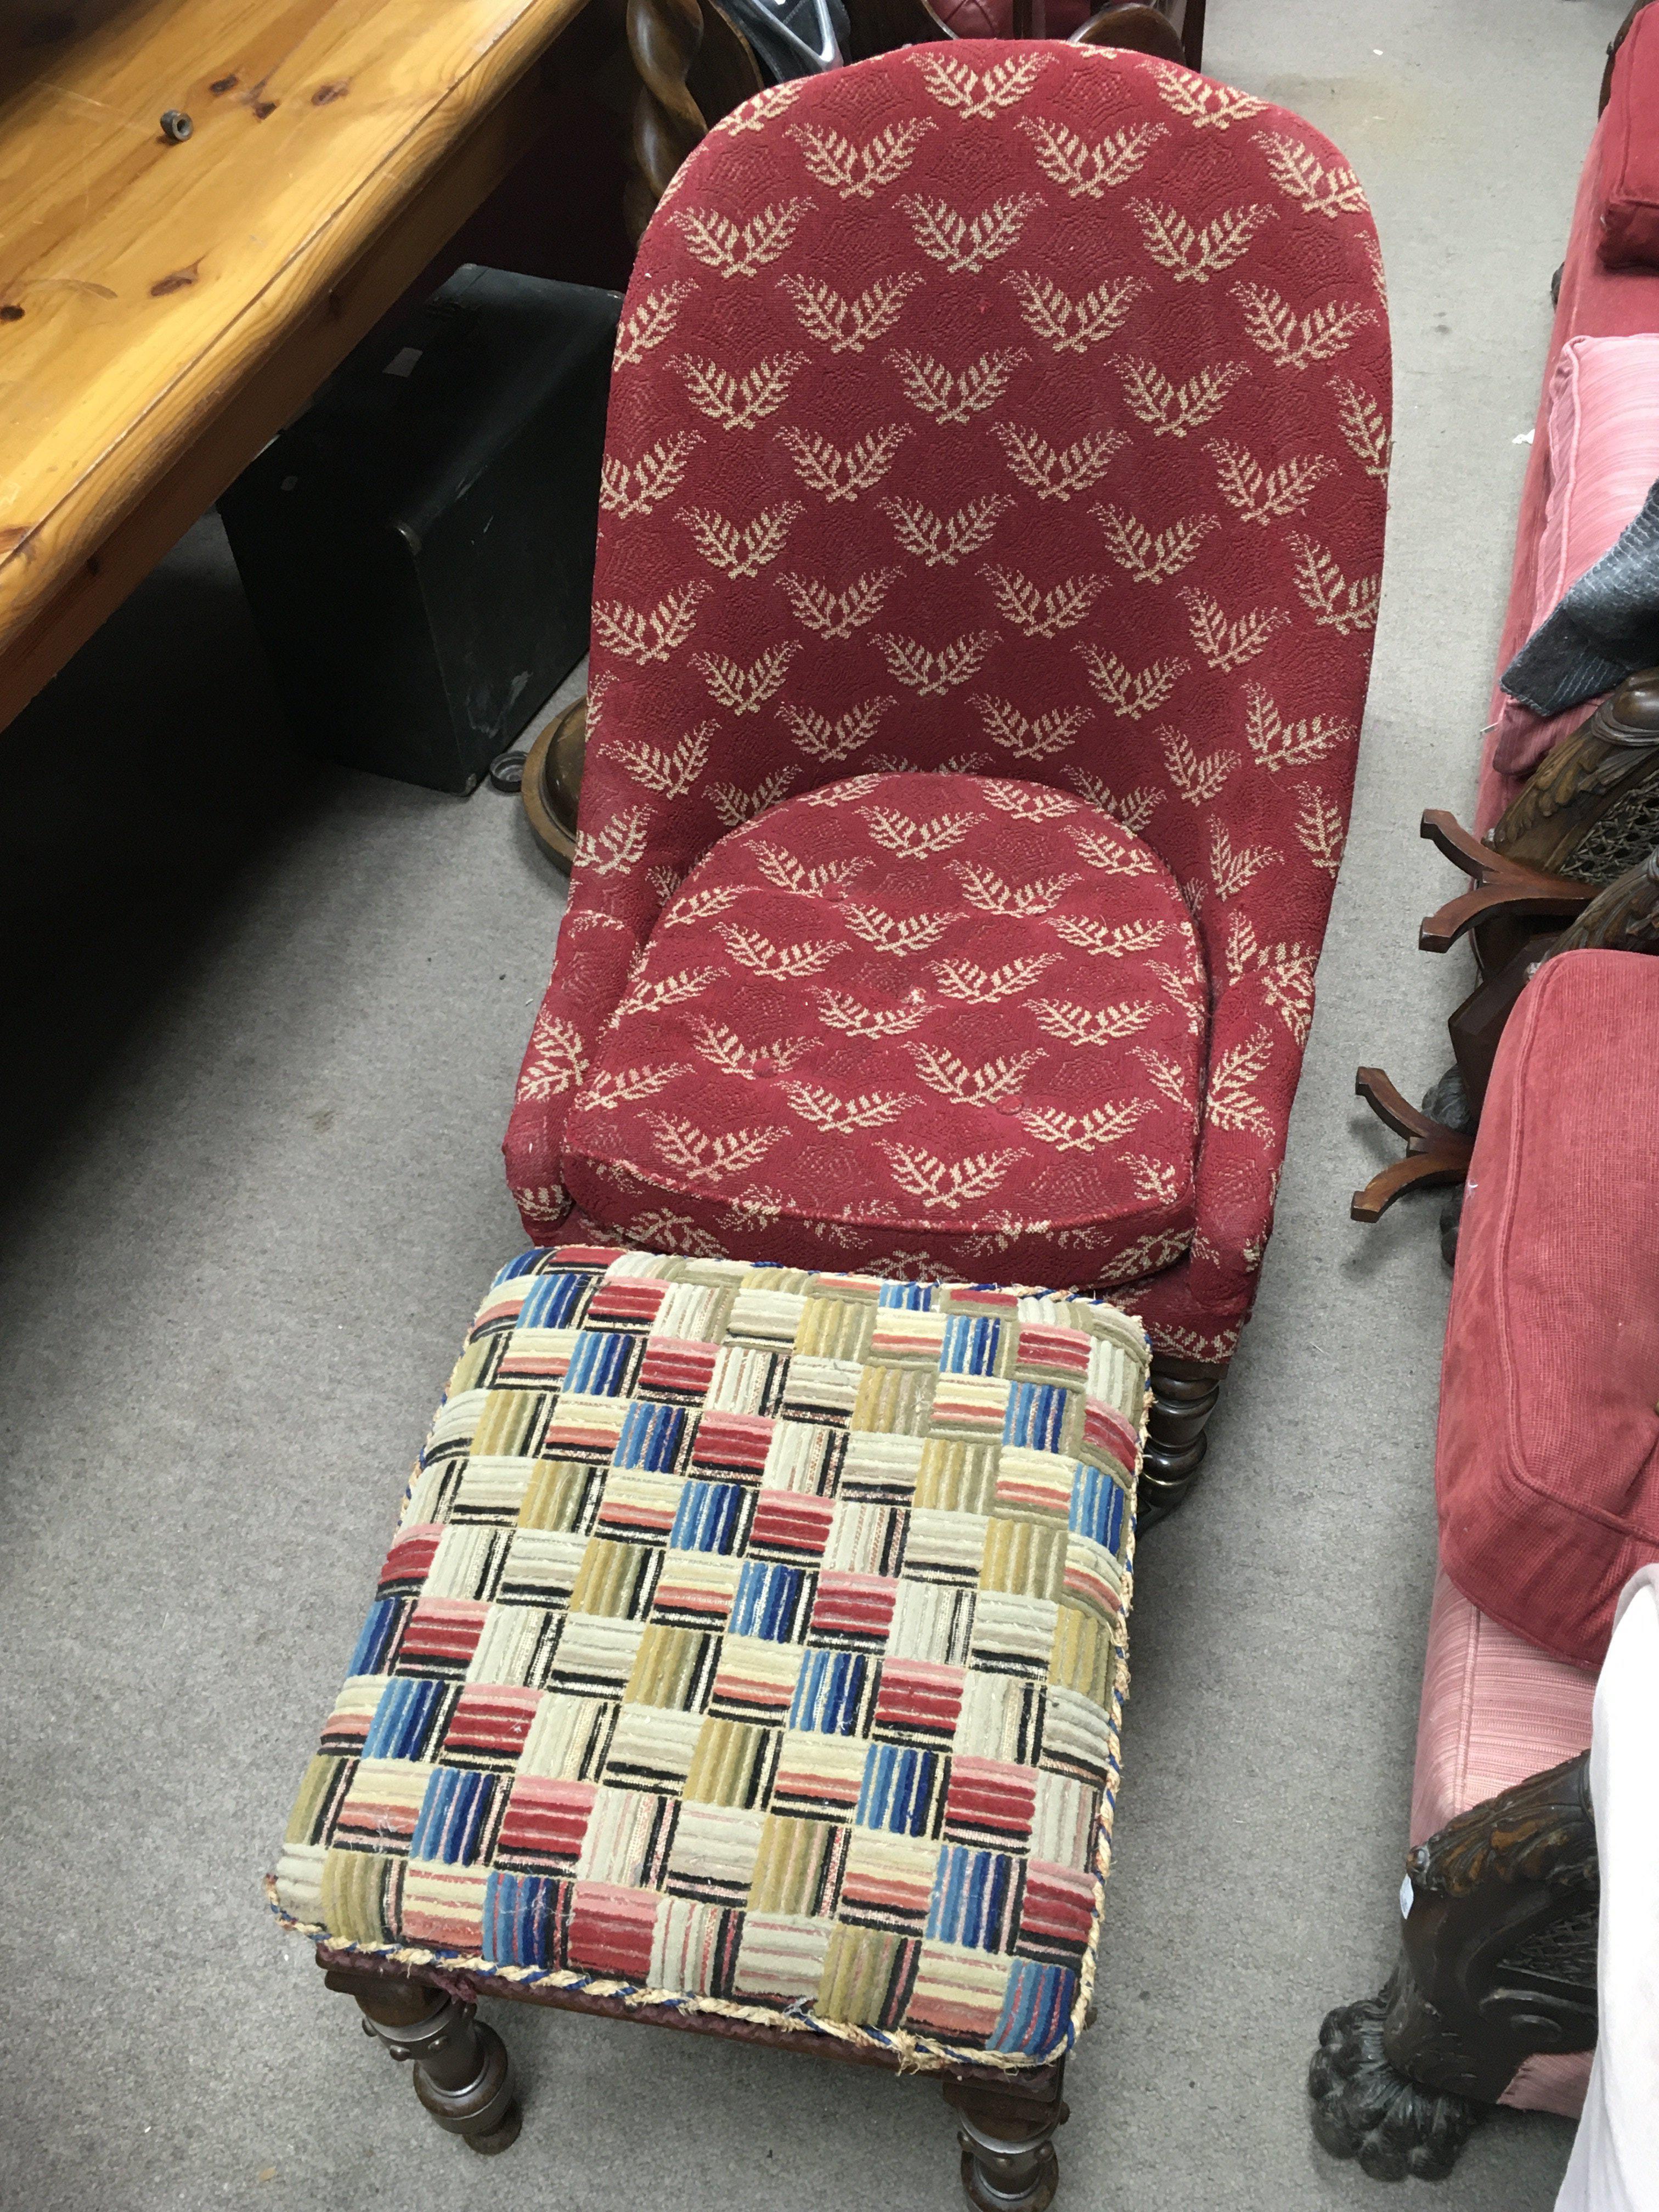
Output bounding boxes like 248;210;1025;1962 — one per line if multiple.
944;2064;1068;2212
1141;1354;1224;1520
323;1963;522;2154
1308;1975;1484;2182
1350;1068;1475;1223
1415;809;1588;958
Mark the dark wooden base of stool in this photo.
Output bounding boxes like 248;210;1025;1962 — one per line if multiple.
1139;1353;1224;1521
325;1965;522;2154
320;1950;1072;2204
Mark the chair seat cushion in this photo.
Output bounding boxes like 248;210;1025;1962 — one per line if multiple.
560;774;1206;1289
1438;950;1659;1672
272;1246;1149;2070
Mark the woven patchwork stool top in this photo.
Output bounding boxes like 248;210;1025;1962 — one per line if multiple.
271;1248;1149;2070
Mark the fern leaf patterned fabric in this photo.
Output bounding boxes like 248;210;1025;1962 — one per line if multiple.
271;1248;1150;2069
504;46;1392;1364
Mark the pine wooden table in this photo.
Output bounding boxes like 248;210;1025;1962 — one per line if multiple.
0;0;614;732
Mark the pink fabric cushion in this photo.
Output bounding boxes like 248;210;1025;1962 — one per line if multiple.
1600;4;1659;271
1489;334;1659;778
1476;117;1659;834
1410;1570;1596;1846
1409;1569;1596;2119
1437;950;1659;1671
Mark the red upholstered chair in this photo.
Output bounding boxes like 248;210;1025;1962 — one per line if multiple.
504;44;1391;1510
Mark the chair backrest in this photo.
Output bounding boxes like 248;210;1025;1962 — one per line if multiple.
582;44;1390;989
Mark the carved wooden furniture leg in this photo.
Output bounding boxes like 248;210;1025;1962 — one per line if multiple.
624;0;708;243
1140;1354;1224;1519
1350;1069;1475;1223
1414;814;1590;1121
1444;845;1659;1114
944;2064;1068;2212
1309;1751;1597;2182
323;1963;522;2154
1349;814;1586;1232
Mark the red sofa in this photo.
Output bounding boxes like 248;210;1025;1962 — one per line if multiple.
1316;22;1659;2166
1314;952;1659;2174
1410;951;1659;2128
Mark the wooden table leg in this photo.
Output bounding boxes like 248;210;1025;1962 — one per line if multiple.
625;0;708;241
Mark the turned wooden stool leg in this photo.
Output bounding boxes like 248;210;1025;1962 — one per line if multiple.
944;2066;1068;2212
323;1965;522;2154
1141;1355;1224;1520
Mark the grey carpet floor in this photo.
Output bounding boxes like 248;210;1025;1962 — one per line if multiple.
0;2;1620;2204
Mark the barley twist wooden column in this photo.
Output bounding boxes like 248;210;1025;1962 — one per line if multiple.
624;0;708;242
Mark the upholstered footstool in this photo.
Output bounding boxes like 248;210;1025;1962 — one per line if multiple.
269;1247;1149;2208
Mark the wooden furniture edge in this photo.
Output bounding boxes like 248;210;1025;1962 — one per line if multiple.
315;1939;1070;2088
0;0;590;731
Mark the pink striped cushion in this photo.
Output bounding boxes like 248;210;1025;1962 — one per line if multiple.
1410;1567;1595;2116
1491;334;1659;779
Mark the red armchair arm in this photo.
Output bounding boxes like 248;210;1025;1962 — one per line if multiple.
504;917;645;1234
1124;959;1315;1362
1190;962;1311;1299
503;766;680;1235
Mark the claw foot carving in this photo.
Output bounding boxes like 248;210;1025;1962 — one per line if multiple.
1308;1981;1483;2183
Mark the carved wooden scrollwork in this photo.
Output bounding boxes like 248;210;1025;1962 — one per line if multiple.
1491;668;1659;886
624;0;709;242
1549;845;1659;958
1408;1750;1599;1900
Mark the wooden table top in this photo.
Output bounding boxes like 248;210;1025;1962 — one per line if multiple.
0;0;589;672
